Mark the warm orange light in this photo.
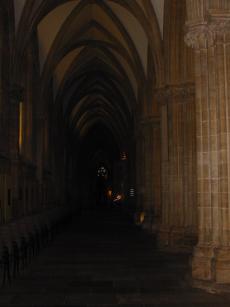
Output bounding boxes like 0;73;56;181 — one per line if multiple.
19;102;23;152
140;212;145;224
107;189;112;198
134;211;145;225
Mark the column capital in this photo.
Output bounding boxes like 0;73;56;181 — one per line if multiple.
166;84;195;101
155;84;195;105
184;23;214;49
185;11;230;49
140;116;160;127
154;87;167;105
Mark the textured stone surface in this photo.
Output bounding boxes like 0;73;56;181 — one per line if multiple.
185;1;230;285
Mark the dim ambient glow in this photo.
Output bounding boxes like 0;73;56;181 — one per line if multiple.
19;102;23;152
134;211;145;226
113;194;123;203
130;188;135;197
121;151;127;160
139;212;145;224
97;166;107;177
107;189;112;198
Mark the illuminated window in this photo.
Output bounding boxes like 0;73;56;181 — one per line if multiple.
19;101;23;152
97;166;107;177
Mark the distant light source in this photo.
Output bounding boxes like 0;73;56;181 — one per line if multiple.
113;194;123;203
139;212;145;224
130;188;135;197
134;211;145;225
97;166;107;177
121;151;127;160
114;194;122;201
107;189;112;198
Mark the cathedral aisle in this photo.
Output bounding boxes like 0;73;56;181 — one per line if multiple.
0;208;230;307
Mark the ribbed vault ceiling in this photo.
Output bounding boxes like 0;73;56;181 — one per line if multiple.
14;0;163;149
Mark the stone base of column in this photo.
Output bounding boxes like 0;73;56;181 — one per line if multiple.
170;227;197;249
192;246;215;281
191;246;230;293
170;227;185;247
142;213;153;231
157;226;197;251
215;248;230;284
157;226;170;248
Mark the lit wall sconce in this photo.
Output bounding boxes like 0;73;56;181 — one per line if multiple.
107;189;112;198
135;211;145;225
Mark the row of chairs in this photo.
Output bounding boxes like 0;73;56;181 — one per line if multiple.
0;207;70;286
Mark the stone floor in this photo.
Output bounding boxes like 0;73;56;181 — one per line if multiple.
1;207;230;307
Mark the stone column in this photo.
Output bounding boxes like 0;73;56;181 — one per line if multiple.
185;12;230;285
159;94;170;245
135;126;145;217
157;84;197;249
152;120;161;231
36;114;45;209
0;5;3;143
9;86;23;218
139;117;161;232
0;6;8;155
24;44;34;161
142;120;154;230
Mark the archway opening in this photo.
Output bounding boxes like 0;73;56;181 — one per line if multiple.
66;122;129;213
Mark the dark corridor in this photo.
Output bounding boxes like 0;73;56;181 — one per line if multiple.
67;123;133;213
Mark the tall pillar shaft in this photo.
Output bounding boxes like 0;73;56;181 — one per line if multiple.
158;85;197;249
0;6;9;155
8;86;23;218
135;117;161;230
141;118;161;231
185;11;230;284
